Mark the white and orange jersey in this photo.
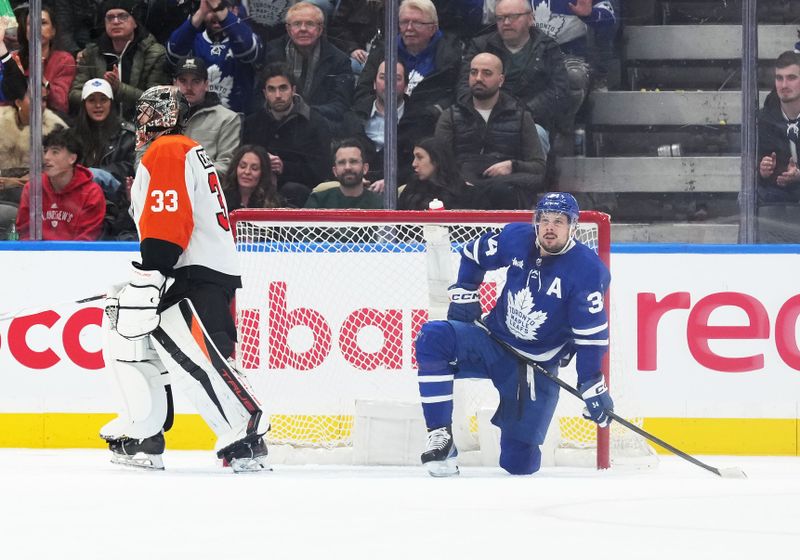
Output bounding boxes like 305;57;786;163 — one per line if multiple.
130;134;240;278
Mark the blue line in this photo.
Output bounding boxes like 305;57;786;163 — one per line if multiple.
0;241;139;252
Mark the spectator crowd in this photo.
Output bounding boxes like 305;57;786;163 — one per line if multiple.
0;0;619;240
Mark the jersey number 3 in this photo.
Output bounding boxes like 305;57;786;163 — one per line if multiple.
587;291;604;314
208;172;230;231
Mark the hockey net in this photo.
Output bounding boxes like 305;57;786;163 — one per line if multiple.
231;209;653;469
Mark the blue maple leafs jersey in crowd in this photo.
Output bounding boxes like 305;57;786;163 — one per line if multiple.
456;222;610;385
532;0;615;55
167;9;263;113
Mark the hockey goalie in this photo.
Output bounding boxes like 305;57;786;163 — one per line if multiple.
99;85;269;472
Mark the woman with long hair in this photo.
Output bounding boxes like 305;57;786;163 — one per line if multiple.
223;145;285;211
14;4;76;115
397;137;483;210
0;25;67;203
74;78;136;240
74;78;135;189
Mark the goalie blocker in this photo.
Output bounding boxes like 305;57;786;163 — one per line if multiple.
100;296;270;472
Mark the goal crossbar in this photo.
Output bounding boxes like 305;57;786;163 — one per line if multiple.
230;209;617;468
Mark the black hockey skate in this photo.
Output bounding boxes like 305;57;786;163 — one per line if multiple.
105;431;165;470
217;433;270;473
421;426;459;477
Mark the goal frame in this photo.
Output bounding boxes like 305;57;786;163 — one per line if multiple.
230;208;612;469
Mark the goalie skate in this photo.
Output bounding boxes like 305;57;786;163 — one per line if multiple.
105;432;165;471
421;426;459;477
218;433;271;473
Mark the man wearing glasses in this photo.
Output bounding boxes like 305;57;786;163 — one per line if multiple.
354;0;463;148
263;1;354;128
459;0;570;155
69;0;169;120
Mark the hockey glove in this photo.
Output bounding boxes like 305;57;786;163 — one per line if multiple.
116;263;166;340
578;375;613;428
447;283;481;322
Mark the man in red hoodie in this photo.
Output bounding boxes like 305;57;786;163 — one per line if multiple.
16;129;106;240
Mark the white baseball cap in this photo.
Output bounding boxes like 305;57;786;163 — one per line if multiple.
81;78;114;100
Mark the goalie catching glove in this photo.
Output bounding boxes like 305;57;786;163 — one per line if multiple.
578;375;613;428
115;263;166;340
447;283;481;322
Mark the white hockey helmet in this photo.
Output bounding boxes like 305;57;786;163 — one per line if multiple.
135;85;189;149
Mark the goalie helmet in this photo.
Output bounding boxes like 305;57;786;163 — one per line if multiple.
534;192;580;225
135;85;189;149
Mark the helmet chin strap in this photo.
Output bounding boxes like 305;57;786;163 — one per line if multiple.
536;236;576;256
535;223;578;256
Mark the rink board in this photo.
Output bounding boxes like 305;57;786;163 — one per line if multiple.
0;242;798;455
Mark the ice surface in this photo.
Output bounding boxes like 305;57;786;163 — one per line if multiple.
0;450;797;560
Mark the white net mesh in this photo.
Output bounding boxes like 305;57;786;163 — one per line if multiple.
232;210;651;467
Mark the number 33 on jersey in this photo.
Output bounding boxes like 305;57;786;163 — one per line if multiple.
130;135;239;277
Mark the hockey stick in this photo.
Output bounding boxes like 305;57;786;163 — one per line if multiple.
0;294;106;323
477;320;747;479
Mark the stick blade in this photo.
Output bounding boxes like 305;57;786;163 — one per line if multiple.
716;466;747;479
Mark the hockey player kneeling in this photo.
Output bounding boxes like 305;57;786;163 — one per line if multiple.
100;86;269;472
415;192;613;476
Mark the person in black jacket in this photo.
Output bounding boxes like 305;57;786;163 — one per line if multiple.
262;1;354;128
458;0;569;147
241;62;332;208
436;53;546;209
354;0;462;141
74;78;137;240
398;136;484;210
341;60;418;190
75;79;135;188
758;51;800;205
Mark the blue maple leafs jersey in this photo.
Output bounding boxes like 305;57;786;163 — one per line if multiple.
532;0;616;54
456;222;610;385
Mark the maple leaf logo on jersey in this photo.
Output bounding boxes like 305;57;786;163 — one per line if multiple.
249;0;290;26
207;65;233;109
533;1;566;40
505;287;548;340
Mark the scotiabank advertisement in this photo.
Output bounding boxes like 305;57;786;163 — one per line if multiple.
0;244;798;454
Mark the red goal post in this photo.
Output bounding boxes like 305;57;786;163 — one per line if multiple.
230;209;614;468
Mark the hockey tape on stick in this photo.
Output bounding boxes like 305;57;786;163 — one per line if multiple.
476;319;747;479
0;293;106;323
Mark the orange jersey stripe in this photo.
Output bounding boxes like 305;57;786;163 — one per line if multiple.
138;136;197;250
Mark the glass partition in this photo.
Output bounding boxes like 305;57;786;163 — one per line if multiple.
3;0;798;244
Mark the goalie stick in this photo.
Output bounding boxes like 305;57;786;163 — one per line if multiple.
0;294;106;323
477;320;748;479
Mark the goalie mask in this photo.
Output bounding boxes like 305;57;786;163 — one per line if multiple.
135;85;189;149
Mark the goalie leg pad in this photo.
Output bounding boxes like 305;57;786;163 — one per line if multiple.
150;299;268;452
100;319;171;441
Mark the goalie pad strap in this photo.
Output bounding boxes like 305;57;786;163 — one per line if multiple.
150;299;263;444
100;309;171;440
